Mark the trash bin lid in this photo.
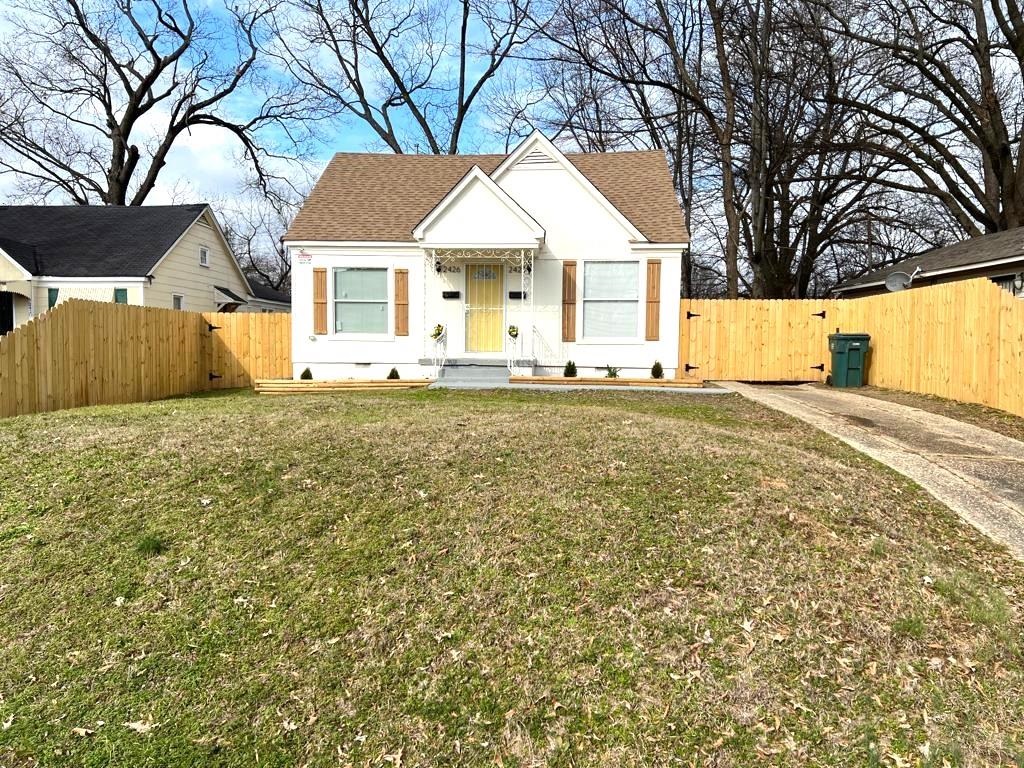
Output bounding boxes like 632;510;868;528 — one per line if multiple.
829;333;871;341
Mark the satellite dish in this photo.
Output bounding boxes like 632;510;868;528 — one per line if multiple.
885;271;913;292
884;266;922;292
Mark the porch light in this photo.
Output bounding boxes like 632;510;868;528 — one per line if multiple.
435;260;443;274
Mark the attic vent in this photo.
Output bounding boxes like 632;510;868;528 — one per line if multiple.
516;148;556;167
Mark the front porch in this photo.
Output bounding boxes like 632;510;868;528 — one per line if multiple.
422;247;542;375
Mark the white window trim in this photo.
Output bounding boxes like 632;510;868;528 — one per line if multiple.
330;266;392;340
579;259;643;343
199;246;210;268
172;293;185;310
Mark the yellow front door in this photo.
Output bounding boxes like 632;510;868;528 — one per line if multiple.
465;264;504;352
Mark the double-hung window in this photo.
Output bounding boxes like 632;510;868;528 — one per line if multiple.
334;267;388;334
582;261;639;338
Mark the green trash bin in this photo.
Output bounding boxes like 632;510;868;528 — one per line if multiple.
829;333;870;387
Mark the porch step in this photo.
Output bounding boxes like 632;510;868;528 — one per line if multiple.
432;361;522;388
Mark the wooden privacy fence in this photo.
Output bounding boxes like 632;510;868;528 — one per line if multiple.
680;278;1024;417
0;300;291;418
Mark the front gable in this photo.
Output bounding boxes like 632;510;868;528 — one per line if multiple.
413;166;545;248
492;131;647;243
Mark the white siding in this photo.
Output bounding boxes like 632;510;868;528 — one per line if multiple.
244;296;291;313
147;213;249;311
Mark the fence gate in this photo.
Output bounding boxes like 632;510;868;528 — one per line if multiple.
203;311;292;389
679;298;835;382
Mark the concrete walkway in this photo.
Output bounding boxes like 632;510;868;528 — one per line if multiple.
721;382;1024;560
430;381;728;394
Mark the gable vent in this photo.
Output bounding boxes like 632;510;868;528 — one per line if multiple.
516;148;557;167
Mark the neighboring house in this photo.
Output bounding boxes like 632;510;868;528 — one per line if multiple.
284;131;689;380
247;280;291;312
835;228;1024;298
0;204;287;335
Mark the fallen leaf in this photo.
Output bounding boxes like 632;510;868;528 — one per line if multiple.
123;720;158;734
71;727;95;737
1;714;12;730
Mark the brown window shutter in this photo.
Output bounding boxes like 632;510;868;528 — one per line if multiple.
645;260;661;341
394;268;409;336
313;267;327;335
561;261;577;342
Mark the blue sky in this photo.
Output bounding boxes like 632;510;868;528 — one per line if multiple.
0;0;524;208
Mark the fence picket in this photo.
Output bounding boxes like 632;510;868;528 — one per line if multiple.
0;301;291;418
678;278;1024;418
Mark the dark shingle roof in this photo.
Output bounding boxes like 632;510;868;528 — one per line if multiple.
248;280;290;304
286;150;688;244
836;228;1024;292
0;236;38;273
0;204;208;277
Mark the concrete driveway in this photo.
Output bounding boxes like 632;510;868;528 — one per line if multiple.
722;382;1024;560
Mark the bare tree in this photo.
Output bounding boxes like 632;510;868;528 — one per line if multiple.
221;181;304;292
819;0;1024;236
510;0;945;297
0;0;299;204
264;0;539;154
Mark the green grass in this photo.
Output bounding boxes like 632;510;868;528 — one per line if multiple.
1;388;1023;766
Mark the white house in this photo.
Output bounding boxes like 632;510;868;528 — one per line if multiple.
284;132;689;380
0;204;288;334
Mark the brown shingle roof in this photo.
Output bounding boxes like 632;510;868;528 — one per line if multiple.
285;150;688;244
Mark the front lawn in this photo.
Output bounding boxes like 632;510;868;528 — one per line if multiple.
1;389;1022;766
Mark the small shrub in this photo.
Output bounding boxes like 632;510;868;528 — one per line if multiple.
563;360;577;378
137;535;167;558
387;367;400;380
299;367;313;380
651;361;664;379
605;365;620;379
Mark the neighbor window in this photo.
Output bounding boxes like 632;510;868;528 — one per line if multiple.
47;288;59;309
199;246;210;267
582;261;639;338
113;288;128;304
172;294;184;310
334;268;387;334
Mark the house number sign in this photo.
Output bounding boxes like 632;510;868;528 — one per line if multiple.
439;265;462;274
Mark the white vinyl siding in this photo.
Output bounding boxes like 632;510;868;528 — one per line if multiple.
334;267;387;333
582;261;639;338
147;212;249;311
